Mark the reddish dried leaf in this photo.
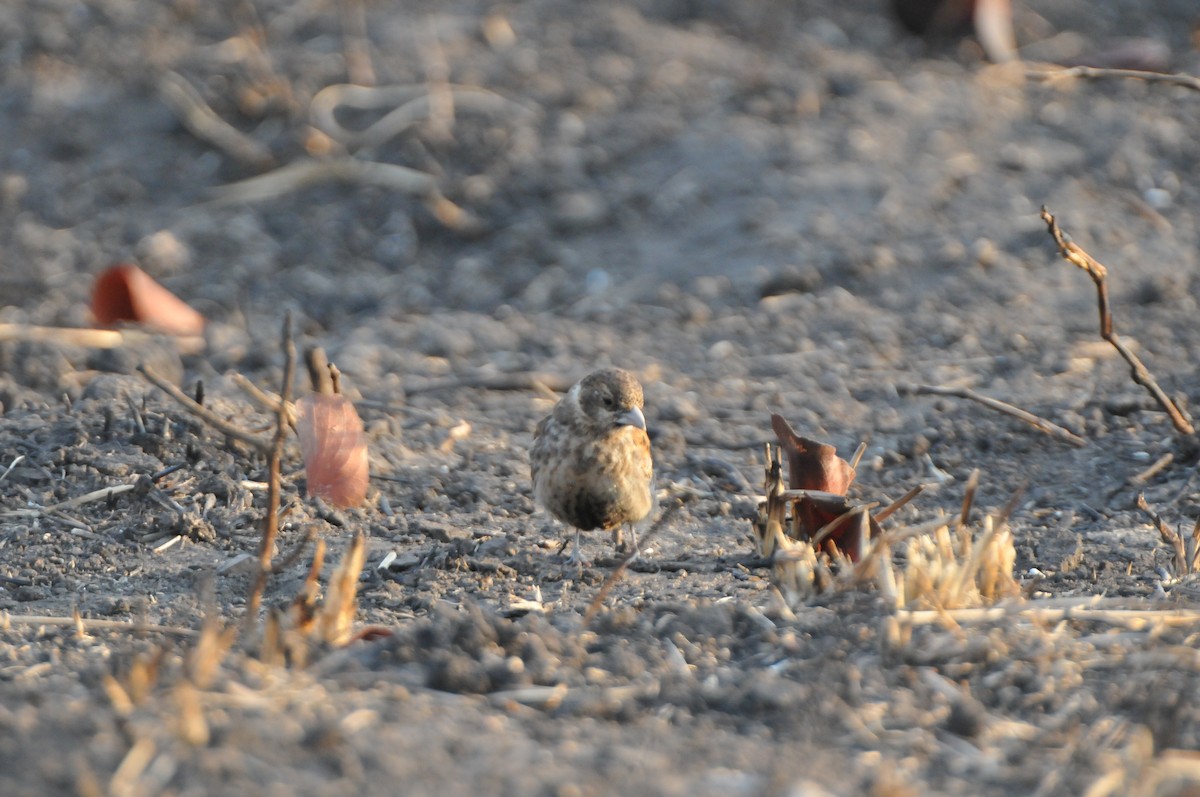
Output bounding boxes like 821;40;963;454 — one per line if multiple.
92;263;205;336
794;493;882;563
347;626;394;643
296;393;369;508
770;414;856;495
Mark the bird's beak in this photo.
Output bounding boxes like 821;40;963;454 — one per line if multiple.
615;406;646;431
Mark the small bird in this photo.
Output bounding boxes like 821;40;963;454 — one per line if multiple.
530;368;655;566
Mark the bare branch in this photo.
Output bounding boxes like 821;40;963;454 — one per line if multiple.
245;314;298;635
1041;206;1194;435
138;365;272;453
898;383;1086;446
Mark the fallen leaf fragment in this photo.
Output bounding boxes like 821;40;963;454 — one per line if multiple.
791;490;880;563
771;413;878;562
92;263;206;336
296;393;369;508
770;413;855;494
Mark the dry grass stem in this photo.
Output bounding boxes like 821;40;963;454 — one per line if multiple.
848;441;867;471
1130;452;1173;485
0;612;198;638
0;323;205;353
0;455;23;485
873;485;924;523
188;618;237;689
896;604;1200;631
959;469;980;528
1041;206;1194;435
158;72;275;169
139;364;272;453
317;532;367;645
809;504;877;549
898;383;1086;445
1135;493;1200;577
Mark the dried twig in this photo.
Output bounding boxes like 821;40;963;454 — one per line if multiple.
138;365;272;453
305;347;334;394
1136;493;1198;576
1041;206;1194;435
582;500;681;629
0;482;139;520
1026;64;1200;93
245;315;297;634
1131;452;1174;486
228;372;297;425
898;383;1086;445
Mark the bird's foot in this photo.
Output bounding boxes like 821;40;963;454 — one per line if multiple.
615;524;641;561
563;549;590;575
563;530;590;571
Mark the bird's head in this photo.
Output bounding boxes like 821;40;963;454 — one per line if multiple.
573;368;646;432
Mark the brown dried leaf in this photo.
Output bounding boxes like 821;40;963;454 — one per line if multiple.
770;413;856;494
794;492;882;562
296;393;369;508
92;263;205;336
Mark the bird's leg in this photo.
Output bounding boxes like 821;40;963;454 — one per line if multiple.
564;528;589;568
626;523;640;559
611;525;624;552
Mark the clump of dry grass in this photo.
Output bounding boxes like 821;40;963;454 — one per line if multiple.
263;533;370;667
877;513;1020;611
101;532;370;758
755;444;1020;612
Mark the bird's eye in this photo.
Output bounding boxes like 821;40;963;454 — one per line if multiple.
602;396;615;409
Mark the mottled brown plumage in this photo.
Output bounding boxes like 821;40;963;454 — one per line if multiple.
530;368;655;565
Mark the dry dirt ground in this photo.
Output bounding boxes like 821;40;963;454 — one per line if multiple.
4;1;1200;795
